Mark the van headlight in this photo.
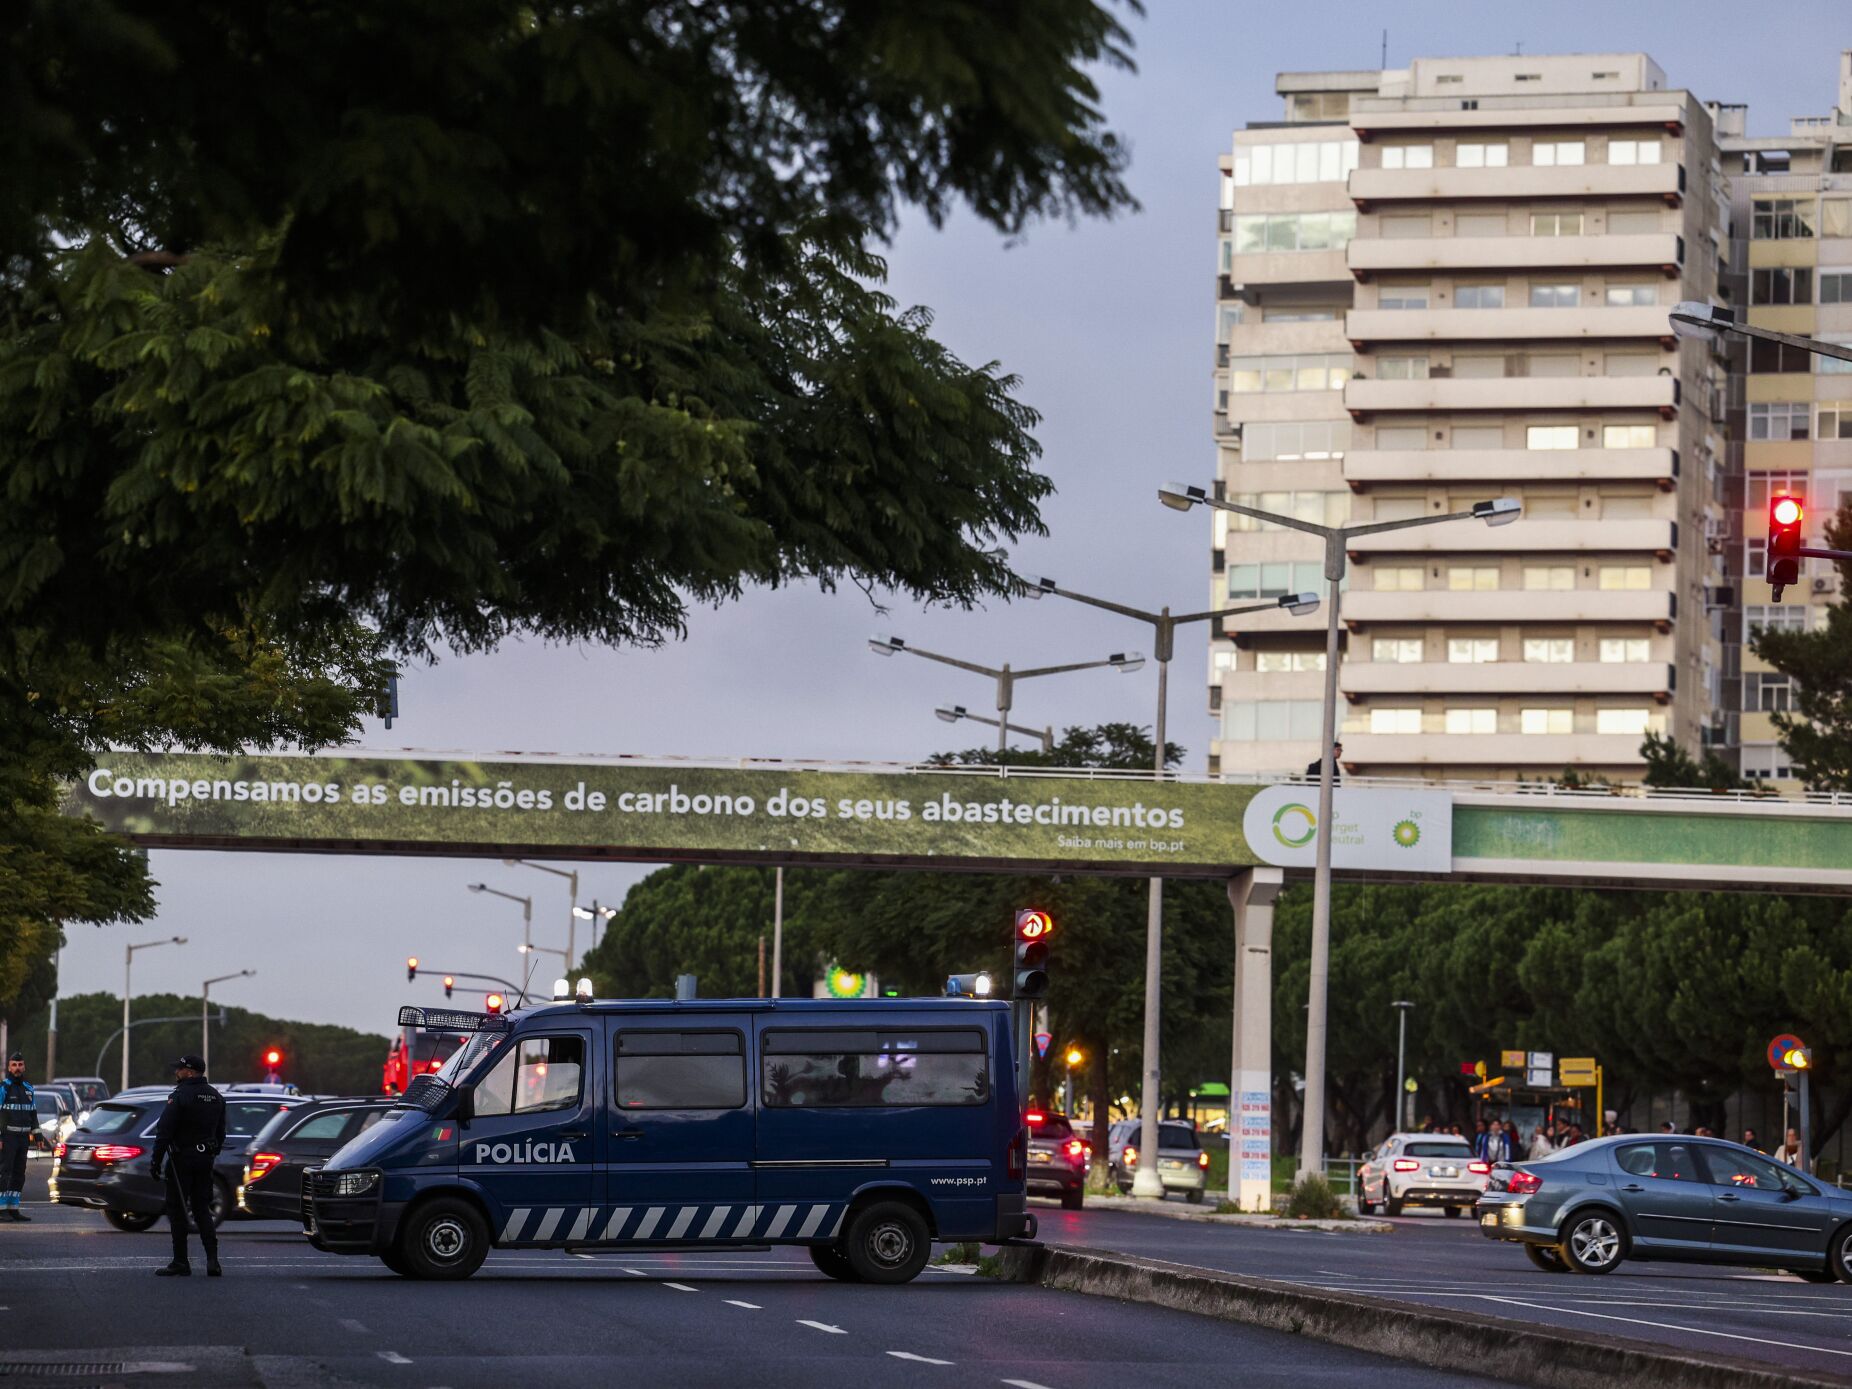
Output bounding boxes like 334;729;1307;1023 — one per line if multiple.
333;1170;381;1197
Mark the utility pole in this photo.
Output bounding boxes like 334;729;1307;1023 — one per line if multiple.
1391;1001;1414;1132
771;868;784;999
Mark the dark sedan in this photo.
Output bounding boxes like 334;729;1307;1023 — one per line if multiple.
1477;1133;1852;1280
239;1097;396;1220
52;1092;309;1232
1024;1110;1089;1210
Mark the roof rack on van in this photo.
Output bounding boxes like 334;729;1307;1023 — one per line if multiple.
398;1005;512;1034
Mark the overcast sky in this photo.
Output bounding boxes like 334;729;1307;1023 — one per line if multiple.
51;1;1848;1056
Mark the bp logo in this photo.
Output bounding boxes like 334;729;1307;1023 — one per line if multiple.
1393;819;1421;848
1271;803;1317;848
825;967;867;999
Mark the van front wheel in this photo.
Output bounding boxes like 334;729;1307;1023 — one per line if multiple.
808;1243;860;1281
843;1201;930;1285
398;1198;490;1281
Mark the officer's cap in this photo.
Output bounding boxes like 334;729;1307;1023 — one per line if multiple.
170;1054;207;1073
6;1053;20;1063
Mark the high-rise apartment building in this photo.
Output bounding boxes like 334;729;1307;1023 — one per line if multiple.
1210;53;1730;781
1709;57;1852;784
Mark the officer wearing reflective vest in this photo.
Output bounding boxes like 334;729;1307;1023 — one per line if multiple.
0;1054;34;1220
150;1055;226;1276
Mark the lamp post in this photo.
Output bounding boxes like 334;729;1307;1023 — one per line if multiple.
868;636;1146;754
1158;482;1520;1181
504;859;580;972
572;900;616;959
1670;300;1852;363
1012;576;1320;1197
1391;1000;1414;1133
201;970;255;1077
934;705;1055;753
123;936;186;1091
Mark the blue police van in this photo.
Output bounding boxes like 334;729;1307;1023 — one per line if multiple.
303;993;1032;1282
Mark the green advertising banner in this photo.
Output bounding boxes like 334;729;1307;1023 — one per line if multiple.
66;752;1265;878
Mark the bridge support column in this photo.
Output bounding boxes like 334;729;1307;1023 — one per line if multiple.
1228;867;1284;1212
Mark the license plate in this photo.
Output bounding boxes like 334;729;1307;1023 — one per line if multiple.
1160;1159;1184;1170
1031;1152;1052;1164
1432;1166;1458;1177
1480;1212;1498;1228
69;1148;91;1163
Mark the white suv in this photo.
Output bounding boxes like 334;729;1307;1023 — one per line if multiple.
1358;1133;1489;1217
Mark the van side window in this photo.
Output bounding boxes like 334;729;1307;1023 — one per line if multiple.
475;1036;584;1118
616;1031;745;1109
762;1029;988;1108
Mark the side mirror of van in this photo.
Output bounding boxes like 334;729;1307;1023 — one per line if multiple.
455;1085;475;1128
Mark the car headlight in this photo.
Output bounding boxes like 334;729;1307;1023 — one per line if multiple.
333;1170;381;1197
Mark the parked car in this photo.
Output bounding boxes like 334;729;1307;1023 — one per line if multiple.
239;1097;397;1219
52;1077;112;1110
1358;1133;1490;1217
52;1091;311;1231
1477;1133;1852;1279
1105;1118;1209;1201
1024;1110;1089;1210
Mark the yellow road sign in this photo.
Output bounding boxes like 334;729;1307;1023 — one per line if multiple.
1560;1057;1598;1086
1501;1049;1525;1068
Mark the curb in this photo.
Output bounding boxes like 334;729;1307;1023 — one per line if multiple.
1074;1196;1391;1233
997;1244;1850;1389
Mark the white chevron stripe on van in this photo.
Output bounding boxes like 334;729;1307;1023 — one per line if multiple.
602;1207;632;1240
567;1208;594;1242
796;1204;829;1239
826;1206;846;1237
697;1206;731;1240
730;1205;761;1238
632;1206;666;1240
500;1208;530;1242
762;1205;797;1239
665;1206;698;1240
532;1207;565;1242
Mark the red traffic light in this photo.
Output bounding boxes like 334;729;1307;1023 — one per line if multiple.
1773;496;1803;528
1015;909;1054;942
263;1048;283;1068
1769;494;1806;596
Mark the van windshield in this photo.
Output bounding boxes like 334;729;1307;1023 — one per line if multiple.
431;1030;504;1088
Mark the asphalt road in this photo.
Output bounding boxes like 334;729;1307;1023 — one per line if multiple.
2;1167;1509;1389
1040;1197;1852;1381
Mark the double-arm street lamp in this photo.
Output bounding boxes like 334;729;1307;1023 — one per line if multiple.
1011;576;1319;1197
935;704;1054;753
1157;482;1520;1179
869;636;1147;754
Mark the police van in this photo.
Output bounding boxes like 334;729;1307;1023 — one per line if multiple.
303;990;1032;1282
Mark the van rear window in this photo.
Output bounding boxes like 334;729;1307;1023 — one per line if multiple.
762;1029;988;1108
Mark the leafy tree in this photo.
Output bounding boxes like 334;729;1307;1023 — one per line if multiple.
1638;732;1750;792
1754;500;1852;788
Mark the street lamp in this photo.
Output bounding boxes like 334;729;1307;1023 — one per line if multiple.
934;704;1055;754
1158;481;1520;1182
868;635;1144;755
518;942;569;965
572;900;616;959
504;859;580;971
201;970;255;1078
1669;300;1852;362
1012;573;1319;1198
123;936;187;1091
1391;1000;1414;1133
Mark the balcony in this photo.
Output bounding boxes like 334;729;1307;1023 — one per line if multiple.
1345;374;1678;415
1347;517;1677;556
1340;588;1675;626
1348;233;1683;278
1350;105;1687;139
1344;447;1677;486
1345;304;1674;344
1348;163;1684;207
1226;250;1352;297
1339;733;1651;767
1340;662;1674;697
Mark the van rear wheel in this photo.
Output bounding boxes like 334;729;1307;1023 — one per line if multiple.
843;1201;930;1285
398;1198;490;1281
808;1244;860;1281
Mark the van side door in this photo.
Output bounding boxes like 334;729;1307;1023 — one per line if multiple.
462;1027;597;1244
605;1021;754;1243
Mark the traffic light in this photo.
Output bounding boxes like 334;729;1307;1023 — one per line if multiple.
443;975;455;1000
406;956;419;982
1769;494;1805;598
1014;909;1053;999
263;1048;282;1068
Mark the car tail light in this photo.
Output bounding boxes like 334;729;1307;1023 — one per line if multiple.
246;1152;284;1184
1197;1150;1211;1169
92;1145;143;1164
1393;1158;1420;1172
1507;1168;1542;1194
1468;1161;1491;1175
1122;1145;1138;1168
1007;1127;1026;1179
1026;1111;1046;1125
1064;1139;1085;1162
53;1142;66;1159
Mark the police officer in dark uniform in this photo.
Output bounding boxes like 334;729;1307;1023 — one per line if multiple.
149;1054;226;1276
0;1054;35;1221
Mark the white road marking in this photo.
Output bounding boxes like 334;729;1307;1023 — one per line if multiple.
338;1319;368;1334
797;1320;848;1335
1473;1293;1852;1358
662;1281;699;1292
376;1351;412;1365
888;1351;953;1365
567;1252;596;1261
621;1267;647;1276
1002;1380;1055;1389
725;1299;761;1309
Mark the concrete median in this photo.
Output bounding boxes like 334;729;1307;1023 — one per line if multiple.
995;1243;1850;1389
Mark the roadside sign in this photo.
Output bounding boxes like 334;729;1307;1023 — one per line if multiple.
1560;1058;1598;1087
1034;1031;1051;1059
1500;1049;1525;1069
1526;1051;1553;1087
1768;1033;1807;1071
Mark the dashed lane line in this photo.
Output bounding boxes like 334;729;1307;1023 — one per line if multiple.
1472;1292;1852;1359
662;1282;699;1292
338;1319;369;1334
797;1320;848;1335
377;1351;412;1365
1002;1380;1054;1389
725;1300;761;1310
888;1351;954;1365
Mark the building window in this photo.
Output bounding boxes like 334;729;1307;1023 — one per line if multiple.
1227;560;1326;600
1382;145;1434;170
1456;283;1505;309
1605;283;1658;306
1444;707;1496;734
1222;492;1351;531
1744;672;1794;713
1607;140;1662;166
1599;638;1650;663
1521;708;1574;735
1257;700;1324;740
1746;403;1811;441
1372;639;1423;663
1602;423;1658;449
1824;201;1852;237
1745;604;1809;638
1820;269;1852;304
1369;707;1423;734
1595;708;1651;736
1746;472;1807;512
1232;210;1359;253
1529;282;1581;308
1522;638;1574;663
1264;305;1339;322
1378;355;1430;380
1374;566;1425;591
1533;141;1586;167
1455;143;1509;168
1750;338;1820;373
1599;566;1652;591
1447;567;1499;592
1608;210;1661;234
1523;566;1575;591
1752;198;1816;240
1527;425;1579;450
1530;212;1583;237
1751;267;1814;305
1229;353;1353;393
1243;419;1350;460
1448;638;1499;663
1233;139;1360;187
1379;287;1431;310
1255;650;1327;673
1819;403;1852;439
1740;745;1797;780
